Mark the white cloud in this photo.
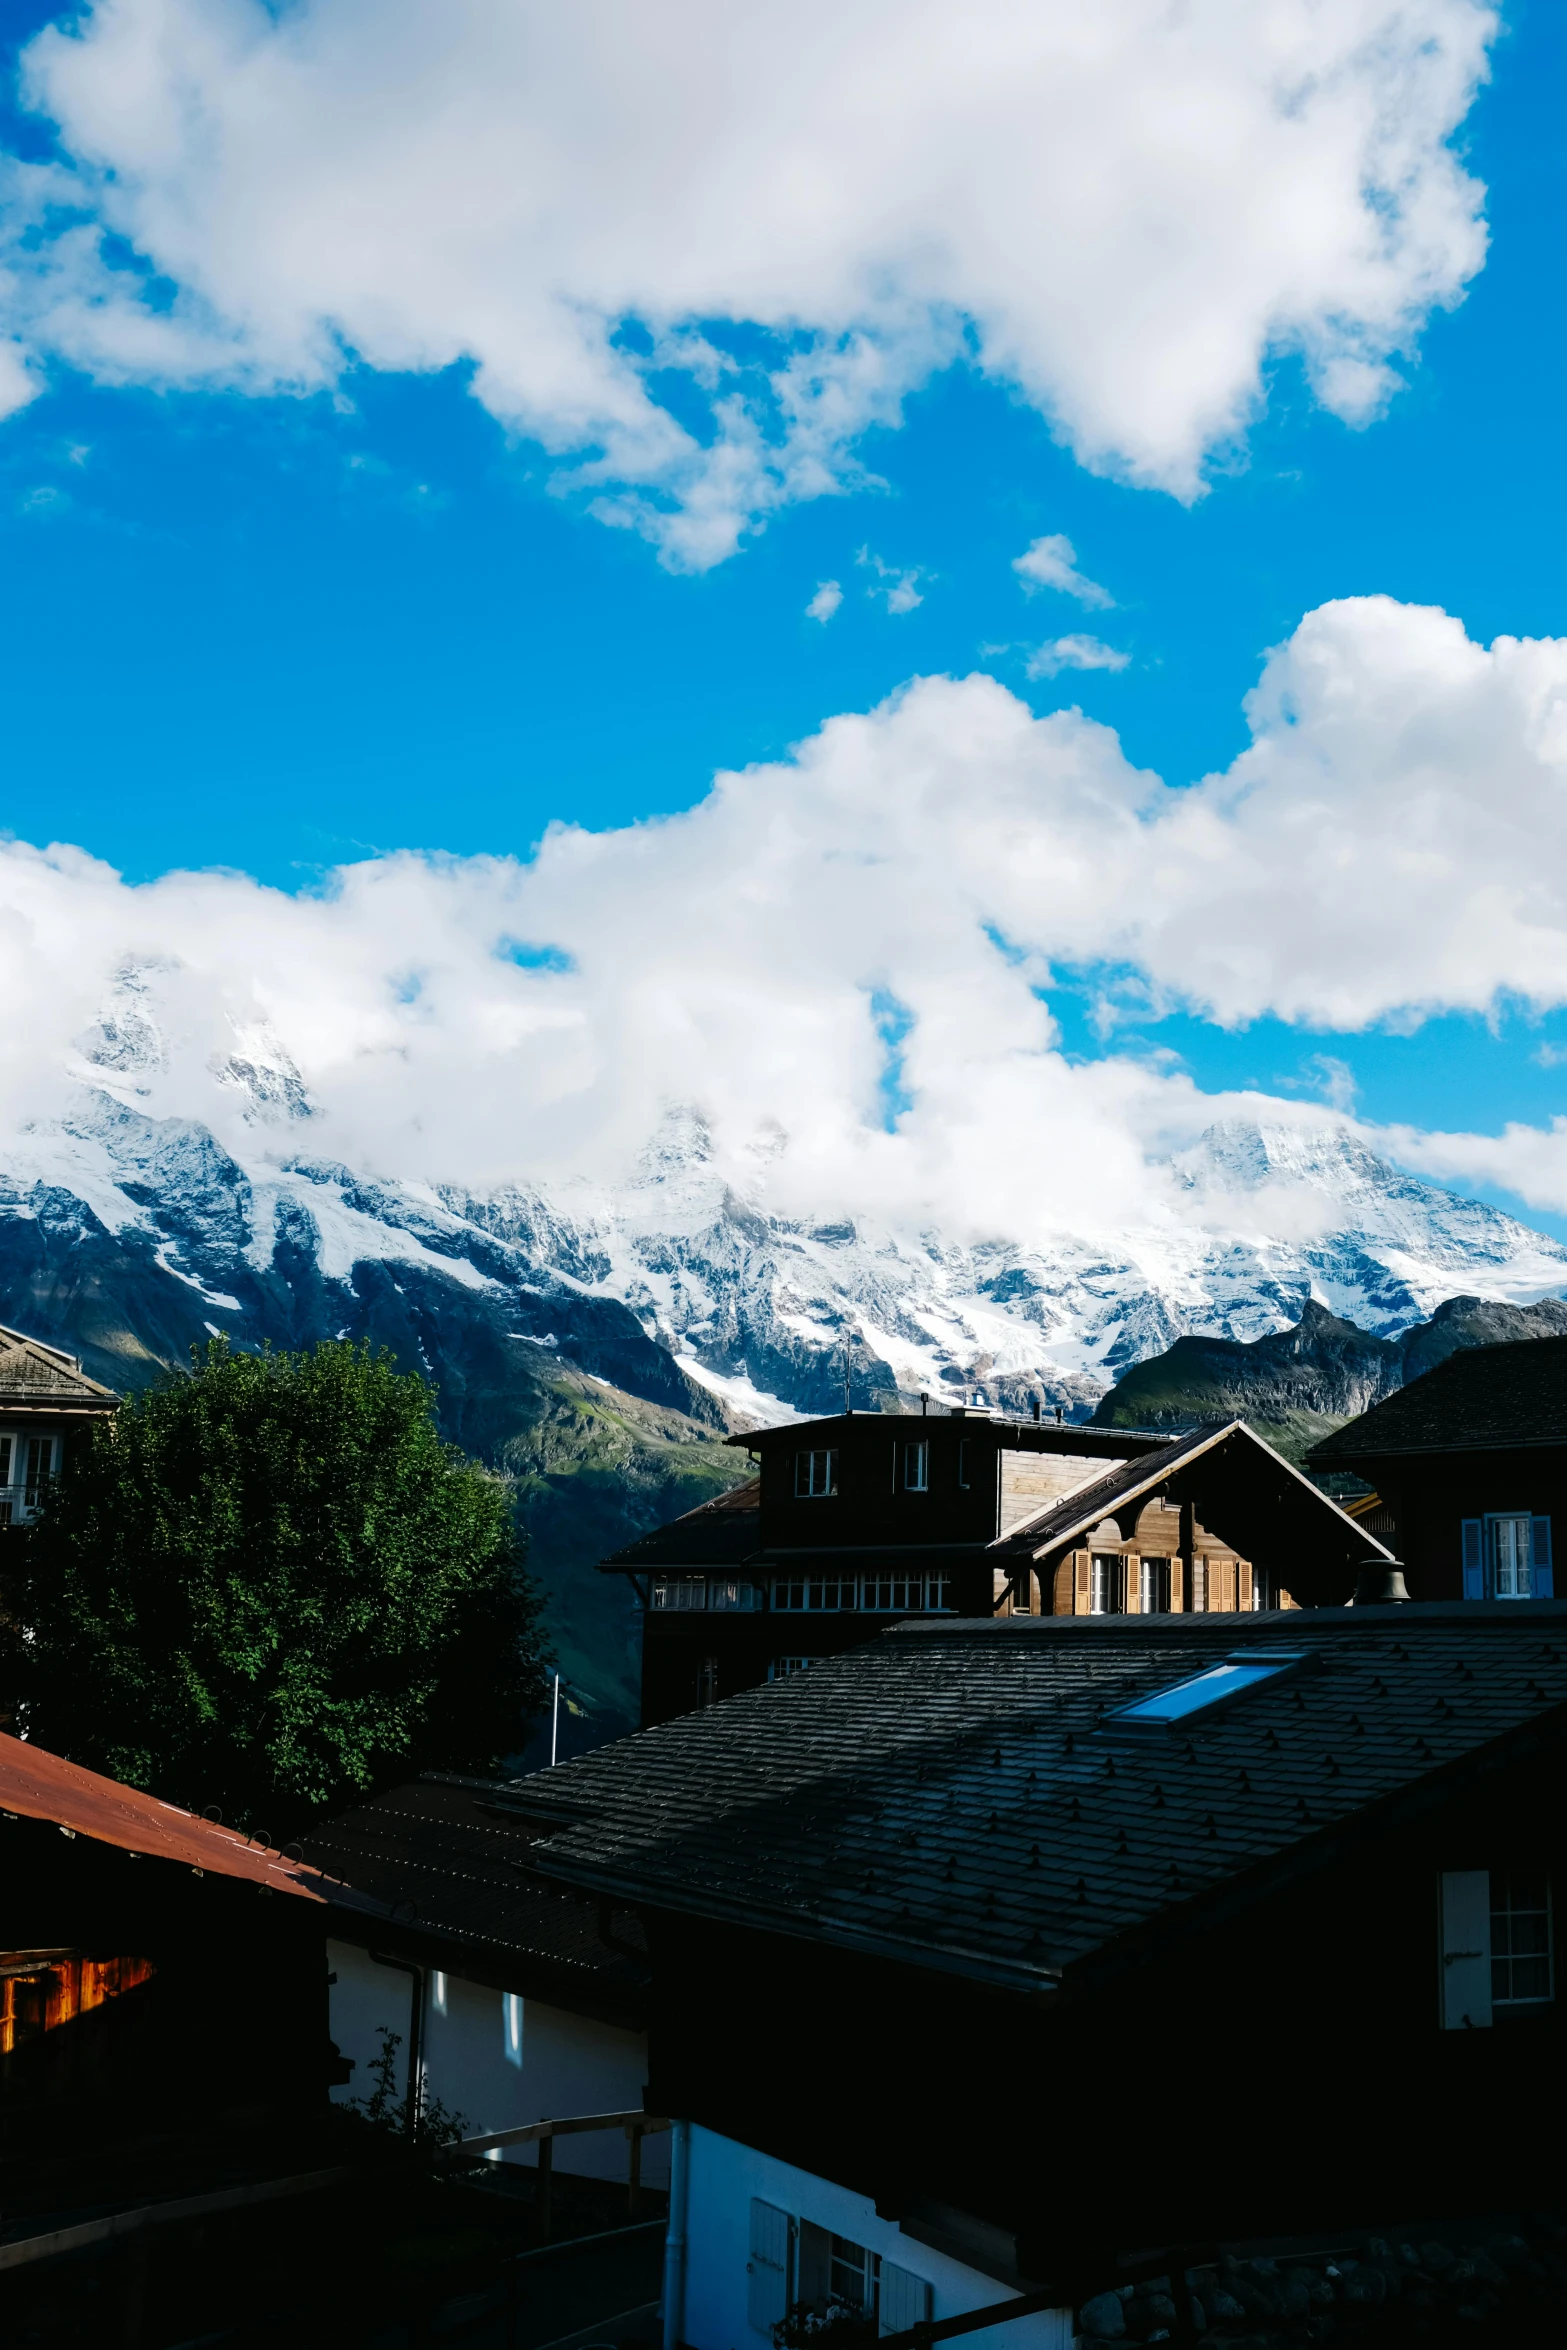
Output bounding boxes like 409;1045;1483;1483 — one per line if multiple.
0;0;1494;566
806;580;843;623
858;549;924;614
10;593;1567;1239
1026;634;1129;678
1012;534;1114;609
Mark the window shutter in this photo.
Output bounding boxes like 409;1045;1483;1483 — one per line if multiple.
1123;1557;1141;1615
796;2220;831;2312
1073;1550;1091;1615
748;2201;794;2336
1461;1519;1485;1600
1168;1555;1185;1613
1236;1560;1254;1611
1439;1871;1493;2030
879;2263;933;2337
1532;1518;1554;1599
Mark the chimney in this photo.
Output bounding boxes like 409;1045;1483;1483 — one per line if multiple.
1031;1398;1041;1424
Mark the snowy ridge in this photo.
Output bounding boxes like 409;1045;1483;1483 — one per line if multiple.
1;1068;1565;1423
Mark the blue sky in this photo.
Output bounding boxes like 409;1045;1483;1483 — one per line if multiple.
5;0;1567;1238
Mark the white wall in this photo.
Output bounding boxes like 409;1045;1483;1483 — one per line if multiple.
680;2124;1070;2350
327;1938;668;2185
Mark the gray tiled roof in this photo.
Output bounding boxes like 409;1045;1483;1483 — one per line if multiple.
302;1773;649;2015
597;1479;762;1572
515;1607;1567;1994
0;1325;118;1411
1309;1333;1567;1464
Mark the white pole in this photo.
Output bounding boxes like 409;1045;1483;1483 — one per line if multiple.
662;2117;691;2350
551;1672;560;1767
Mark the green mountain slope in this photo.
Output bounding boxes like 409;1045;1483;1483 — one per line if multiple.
502;1367;751;1762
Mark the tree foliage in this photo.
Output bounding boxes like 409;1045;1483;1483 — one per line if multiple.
2;1338;549;1830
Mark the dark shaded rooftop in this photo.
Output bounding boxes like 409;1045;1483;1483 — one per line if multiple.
514;1607;1567;1996
1308;1333;1567;1465
597;1477;762;1573
301;1774;649;2022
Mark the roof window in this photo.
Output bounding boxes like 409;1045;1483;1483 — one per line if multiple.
1106;1651;1311;1729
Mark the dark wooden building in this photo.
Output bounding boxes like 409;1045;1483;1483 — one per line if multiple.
602;1409;1389;1724
0;1729;367;2162
508;1605;1567;2347
1308;1331;1567;1601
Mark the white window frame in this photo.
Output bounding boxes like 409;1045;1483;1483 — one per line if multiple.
650;1577;708;1611
1491;1869;1554;2008
1489;1512;1533;1599
1089;1554;1121;1615
794;1448;839;1499
901;1440;929;1493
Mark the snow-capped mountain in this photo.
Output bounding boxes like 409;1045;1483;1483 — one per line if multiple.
2;1073;1565;1426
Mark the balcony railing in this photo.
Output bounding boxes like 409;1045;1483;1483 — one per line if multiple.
0;1483;48;1527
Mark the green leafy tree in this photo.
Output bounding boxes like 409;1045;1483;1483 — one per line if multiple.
1;1338;549;1830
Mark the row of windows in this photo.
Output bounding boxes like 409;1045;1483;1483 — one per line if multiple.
1080;1555;1279;1614
792;1441;969;1498
650;1573;953;1613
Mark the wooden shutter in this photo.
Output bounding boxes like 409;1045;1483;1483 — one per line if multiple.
1073;1550;1091;1615
879;2264;933;2337
1532;1518;1554;1598
749;2201;794;2335
1168;1555;1184;1612
796;2220;832;2312
1237;1560;1253;1612
1439;1871;1493;2031
1123;1556;1140;1615
1461;1519;1485;1599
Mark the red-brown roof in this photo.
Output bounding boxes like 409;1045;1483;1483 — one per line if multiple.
0;1731;385;1909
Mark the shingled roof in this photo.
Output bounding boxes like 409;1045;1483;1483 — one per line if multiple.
512;1607;1567;1996
301;1773;651;2023
597;1477;762;1573
1308;1333;1567;1466
0;1325;119;1416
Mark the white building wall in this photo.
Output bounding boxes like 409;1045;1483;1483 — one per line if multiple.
327;1938;668;2185
680;2124;1071;2350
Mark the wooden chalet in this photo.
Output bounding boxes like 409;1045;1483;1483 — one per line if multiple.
0;1324;118;1527
600;1409;1390;1723
510;1605;1567;2346
1308;1331;1567;1602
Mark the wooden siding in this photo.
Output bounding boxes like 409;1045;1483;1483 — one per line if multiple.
998;1449;1131;1536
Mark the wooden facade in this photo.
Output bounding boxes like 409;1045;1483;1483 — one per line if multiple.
605;1410;1378;1725
1309;1334;1567;1602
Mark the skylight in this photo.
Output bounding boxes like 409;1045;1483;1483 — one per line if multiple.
1107;1652;1309;1728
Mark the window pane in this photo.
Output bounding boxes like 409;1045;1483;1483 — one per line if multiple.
903;1441;929;1492
1491;1515;1532;1599
1491;1869;1554;2005
1113;1656;1298;1725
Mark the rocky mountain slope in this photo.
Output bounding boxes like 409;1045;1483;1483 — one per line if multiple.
1091;1293;1567;1463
